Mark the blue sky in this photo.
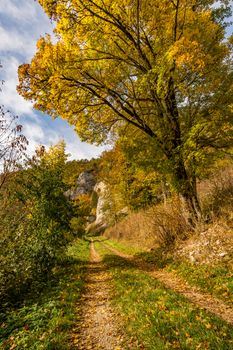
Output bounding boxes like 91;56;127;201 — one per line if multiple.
0;0;106;159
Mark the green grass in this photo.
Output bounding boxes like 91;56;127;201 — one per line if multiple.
0;239;90;350
134;249;233;305
105;239;233;305
103;238;143;255
166;262;233;305
95;242;233;350
84;235;108;242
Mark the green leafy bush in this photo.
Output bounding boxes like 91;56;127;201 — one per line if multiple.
0;142;74;305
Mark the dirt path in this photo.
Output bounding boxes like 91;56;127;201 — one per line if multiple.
71;242;125;350
101;242;233;325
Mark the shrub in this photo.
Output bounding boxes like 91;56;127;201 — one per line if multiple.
0;142;74;306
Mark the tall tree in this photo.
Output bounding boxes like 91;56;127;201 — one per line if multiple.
18;0;233;224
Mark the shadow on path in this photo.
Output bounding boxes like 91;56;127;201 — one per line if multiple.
101;242;233;325
71;243;125;350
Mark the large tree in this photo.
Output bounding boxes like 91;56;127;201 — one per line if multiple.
18;0;233;224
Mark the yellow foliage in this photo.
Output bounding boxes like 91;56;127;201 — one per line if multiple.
17;0;233;215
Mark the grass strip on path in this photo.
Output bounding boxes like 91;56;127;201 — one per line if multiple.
103;239;142;255
0;239;89;350
95;242;233;350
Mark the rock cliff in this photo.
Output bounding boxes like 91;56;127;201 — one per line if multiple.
91;181;110;232
65;170;96;200
66;170;110;232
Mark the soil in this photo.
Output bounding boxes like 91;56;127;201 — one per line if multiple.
71;242;125;350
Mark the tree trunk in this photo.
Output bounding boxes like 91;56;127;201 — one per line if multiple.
173;159;202;227
179;191;202;228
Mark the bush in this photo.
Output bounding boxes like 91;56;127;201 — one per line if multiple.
0;143;74;306
147;197;189;245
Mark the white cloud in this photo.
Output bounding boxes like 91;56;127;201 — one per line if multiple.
0;56;35;115
0;0;38;23
21;118;105;160
65;138;106;160
22;122;45;156
0;25;41;57
0;0;54;115
0;0;53;58
22;121;64;157
0;0;105;160
0;26;27;53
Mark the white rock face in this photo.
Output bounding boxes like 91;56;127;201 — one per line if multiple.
65;170;96;200
93;182;128;230
76;170;96;194
85;181;110;234
94;182;109;226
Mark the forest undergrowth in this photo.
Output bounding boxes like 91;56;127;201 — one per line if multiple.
0;240;89;350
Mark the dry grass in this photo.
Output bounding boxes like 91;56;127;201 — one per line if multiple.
104;196;190;248
146;196;190;244
198;164;233;224
104;209;157;250
104;164;233;255
174;164;233;264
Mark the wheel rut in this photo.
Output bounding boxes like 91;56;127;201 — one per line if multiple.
101;242;233;325
71;242;125;350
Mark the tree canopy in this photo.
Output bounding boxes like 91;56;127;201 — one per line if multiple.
18;0;233;223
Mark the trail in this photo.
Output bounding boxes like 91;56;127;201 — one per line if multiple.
71;242;125;350
101;242;233;325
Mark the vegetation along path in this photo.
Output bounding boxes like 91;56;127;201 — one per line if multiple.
100;242;233;325
71;242;125;349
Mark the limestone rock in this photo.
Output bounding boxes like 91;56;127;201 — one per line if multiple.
94;182;109;226
86;181;110;234
65;170;96;200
